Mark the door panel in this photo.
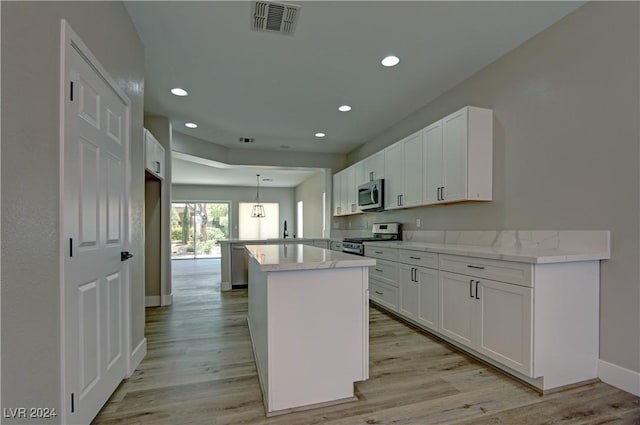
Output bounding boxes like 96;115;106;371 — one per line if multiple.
64;37;129;424
477;280;532;375
439;271;475;347
443;108;467;201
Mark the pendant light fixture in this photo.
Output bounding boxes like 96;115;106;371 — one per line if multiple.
251;174;266;218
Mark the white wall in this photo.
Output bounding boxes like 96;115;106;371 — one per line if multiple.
172;185;296;240
295;171;329;238
344;3;640;375
1;1;145;422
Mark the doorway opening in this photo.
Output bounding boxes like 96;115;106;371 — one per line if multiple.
171;202;230;259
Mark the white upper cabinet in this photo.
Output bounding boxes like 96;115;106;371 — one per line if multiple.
356;151;385;186
334;106;493;213
424;106;493;205
384;141;403;209
385;131;423;209
144;129;165;180
332;164;361;216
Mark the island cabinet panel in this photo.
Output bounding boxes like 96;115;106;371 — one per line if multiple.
246;244;371;415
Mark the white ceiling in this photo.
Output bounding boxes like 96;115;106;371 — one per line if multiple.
172;152;323;187
125;1;583;186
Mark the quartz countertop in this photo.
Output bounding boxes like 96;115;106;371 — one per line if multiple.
220;238;332;244
364;240;609;264
245;244;375;272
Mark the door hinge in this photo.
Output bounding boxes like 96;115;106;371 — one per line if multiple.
69;238;73;257
71;393;75;413
70;81;74;101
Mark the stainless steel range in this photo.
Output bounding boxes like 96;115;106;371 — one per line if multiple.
342;222;402;256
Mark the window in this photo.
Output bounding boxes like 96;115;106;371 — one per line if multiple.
297;201;303;238
171;202;230;259
239;202;279;239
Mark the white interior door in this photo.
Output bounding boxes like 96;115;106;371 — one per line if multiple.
62;25;130;424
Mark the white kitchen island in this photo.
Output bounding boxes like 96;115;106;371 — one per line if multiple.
245;243;375;416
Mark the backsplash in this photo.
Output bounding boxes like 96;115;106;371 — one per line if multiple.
332;229;610;254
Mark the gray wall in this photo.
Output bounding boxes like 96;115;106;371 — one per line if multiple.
172;185;296;240
144;116;173;298
295;171;329;238
343;3;640;373
1;1;145;422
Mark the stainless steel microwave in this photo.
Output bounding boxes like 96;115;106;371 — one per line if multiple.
357;179;384;212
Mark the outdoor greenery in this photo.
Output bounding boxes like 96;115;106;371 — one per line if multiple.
171;203;229;257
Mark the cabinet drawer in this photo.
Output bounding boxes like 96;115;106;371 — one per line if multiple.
439;254;532;287
370;259;398;285
398;249;438;269
369;279;398;312
364;245;398;261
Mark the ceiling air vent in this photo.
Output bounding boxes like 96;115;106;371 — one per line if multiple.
252;1;300;35
238;137;255;144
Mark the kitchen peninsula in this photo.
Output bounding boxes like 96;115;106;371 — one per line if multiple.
245;243;374;415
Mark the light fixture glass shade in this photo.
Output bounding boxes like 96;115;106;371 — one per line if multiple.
251;204;266;218
251;174;266;218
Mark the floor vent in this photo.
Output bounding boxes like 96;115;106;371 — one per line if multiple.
252;1;300;35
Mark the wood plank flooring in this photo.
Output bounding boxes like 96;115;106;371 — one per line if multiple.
93;259;640;425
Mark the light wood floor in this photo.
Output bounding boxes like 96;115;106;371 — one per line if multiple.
93;259;640;425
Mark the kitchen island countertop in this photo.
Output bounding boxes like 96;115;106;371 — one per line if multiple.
245;243;375;272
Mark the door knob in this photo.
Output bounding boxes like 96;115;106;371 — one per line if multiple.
121;251;133;262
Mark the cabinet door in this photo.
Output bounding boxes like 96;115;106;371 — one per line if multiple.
368;151;385;181
345;166;359;214
399;265;419;320
442;108;468;202
384;142;403;209
417;267;439;331
332;172;342;216
423;121;443;204
354;161;366;187
477;279;532;376
401;131;424;207
439;271;476;347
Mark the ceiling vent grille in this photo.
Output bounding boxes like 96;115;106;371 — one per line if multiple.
238;137;255;144
252;1;300;35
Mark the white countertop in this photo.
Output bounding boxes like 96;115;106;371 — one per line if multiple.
220;238;333;244
245;244;375;272
364;240;609;264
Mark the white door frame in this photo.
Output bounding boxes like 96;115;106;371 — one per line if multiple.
59;19;132;423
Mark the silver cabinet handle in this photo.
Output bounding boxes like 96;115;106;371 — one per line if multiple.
374;251;383;254
409;256;421;260
369;171;374;181
154;161;160;174
375;268;383;272
475;280;480;299
467;265;485;270
469;279;474;298
375;290;383;295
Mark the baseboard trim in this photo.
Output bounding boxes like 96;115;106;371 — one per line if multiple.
145;294;173;307
598;359;640;396
129;338;147;377
161;293;173;306
221;281;232;291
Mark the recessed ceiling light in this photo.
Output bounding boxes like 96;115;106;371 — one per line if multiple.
338;105;352;112
381;55;400;67
185;122;198;128
171;88;188;96
315;132;326;138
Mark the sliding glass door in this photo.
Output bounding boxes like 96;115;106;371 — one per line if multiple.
171;202;230;259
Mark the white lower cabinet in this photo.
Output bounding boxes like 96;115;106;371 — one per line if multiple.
367;247;599;392
399;264;438;331
439;271;532;376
